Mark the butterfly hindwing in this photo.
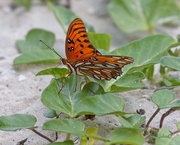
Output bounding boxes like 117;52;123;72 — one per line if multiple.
74;55;134;80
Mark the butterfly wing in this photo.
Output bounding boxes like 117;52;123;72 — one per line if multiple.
75;55;134;80
65;18;101;64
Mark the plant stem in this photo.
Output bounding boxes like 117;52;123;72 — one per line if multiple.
66;133;71;140
160;107;180;128
30;128;53;143
148;26;155;35
172;130;180;136
144;108;160;135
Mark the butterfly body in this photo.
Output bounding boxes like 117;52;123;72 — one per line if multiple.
61;18;134;80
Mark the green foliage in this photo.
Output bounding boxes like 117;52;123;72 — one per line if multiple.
108;0;180;33
88;32;111;52
14;29;59;64
48;140;74;145
41;75;126;118
0;114;36;131
155;128;180;145
160;56;180;71
52;5;95;33
152;89;180;109
80;127;98;145
109;128;145;145
108;0;180;85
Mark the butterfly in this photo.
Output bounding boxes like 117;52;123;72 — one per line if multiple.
59;18;134;81
40;18;134;82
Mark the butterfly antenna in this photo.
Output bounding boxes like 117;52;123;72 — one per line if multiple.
39;40;62;59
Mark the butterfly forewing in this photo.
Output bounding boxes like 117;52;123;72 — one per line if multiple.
65;18;101;64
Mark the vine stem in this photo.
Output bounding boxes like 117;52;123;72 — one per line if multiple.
172;130;180;136
144;108;160;135
66;133;71;140
30;128;53;143
160;107;180;128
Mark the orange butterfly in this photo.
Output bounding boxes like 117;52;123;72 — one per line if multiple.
59;18;134;80
41;18;134;81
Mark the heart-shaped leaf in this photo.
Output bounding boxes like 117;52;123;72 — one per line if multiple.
155;127;180;145
41;74;127;118
0;114;36;131
14;29;57;65
151;89;177;109
17;29;55;53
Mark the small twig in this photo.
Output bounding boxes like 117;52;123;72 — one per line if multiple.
172;130;180;136
16;138;27;145
144;108;160;135
160;107;180;128
30;128;53;143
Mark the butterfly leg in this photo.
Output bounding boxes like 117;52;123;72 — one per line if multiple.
58;71;72;93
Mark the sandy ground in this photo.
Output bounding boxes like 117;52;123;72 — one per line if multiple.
0;0;180;145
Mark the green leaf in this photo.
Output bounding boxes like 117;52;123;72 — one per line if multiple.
41;74;85;118
111;34;176;74
126;114;146;128
82;82;105;96
36;68;69;78
41;74;126;117
157;127;171;137
109;127;145;145
108;72;145;93
14;28;56;65
108;0;180;33
160;56;180;71
52;5;94;33
43;108;57;118
13;49;59;64
88;32;111;52
17;29;55;53
118;115;145;128
0;114;36;131
48;140;74;145
80;127;99;145
155;127;180;145
43;118;85;136
151;89;177;109
16;40;39;53
74;93;125;116
118;116;133;128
